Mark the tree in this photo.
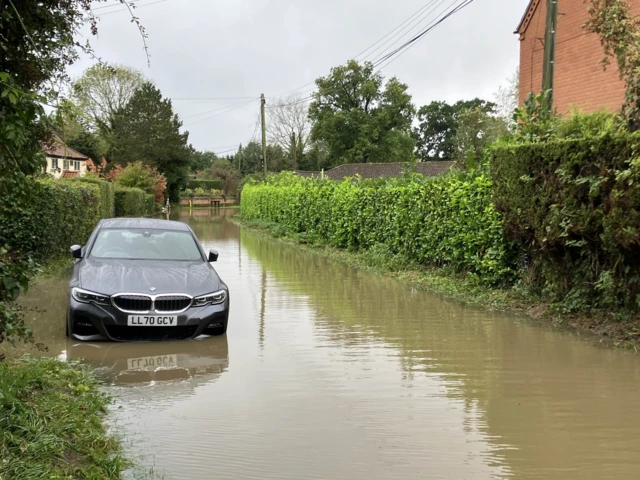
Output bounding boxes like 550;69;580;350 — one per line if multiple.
413;98;496;161
267;94;312;165
110;83;190;201
210;159;241;196
453;108;508;168
299;140;332;171
309;60;415;166
53;100;108;161
109;161;167;203
71;64;145;134
188;148;218;173
494;68;519;125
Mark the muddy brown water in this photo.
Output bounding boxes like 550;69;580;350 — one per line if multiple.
13;208;640;479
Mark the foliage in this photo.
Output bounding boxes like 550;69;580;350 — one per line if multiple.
491;132;640;312
309;60;415;165
188;149;218;173
267;94;312;164
72;176;115;218
0;358;129;478
110;82;190;202
194;187;206;196
54;99;108;162
210;159;241;195
71;63;145;134
230;141;291;175
114;185;149;217
493;68;520;125
111;160;167;203
301;140;332;171
453;107;508;168
413;99;496;161
241;172;517;285
585;0;640;130
187;179;223;191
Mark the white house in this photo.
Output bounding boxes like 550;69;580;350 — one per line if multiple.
43;136;89;179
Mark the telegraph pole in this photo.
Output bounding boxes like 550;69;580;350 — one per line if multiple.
291;132;297;171
542;0;558;107
260;93;267;176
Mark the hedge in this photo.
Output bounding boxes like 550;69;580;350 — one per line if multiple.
491;132;640;311
71;176;115;218
114;186;148;217
187;179;223;191
0;178;102;260
145;194;155;216
241;173;518;285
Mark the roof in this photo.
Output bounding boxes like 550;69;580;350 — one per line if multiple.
515;0;539;34
43;135;89;160
323;161;458;180
61;171;79;178
292;170;320;178
100;218;190;231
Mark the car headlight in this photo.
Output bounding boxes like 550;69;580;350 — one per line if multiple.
71;287;110;305
193;290;226;306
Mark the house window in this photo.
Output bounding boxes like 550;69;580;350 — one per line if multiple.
51;158;58;170
74;160;80;170
63;159;70;170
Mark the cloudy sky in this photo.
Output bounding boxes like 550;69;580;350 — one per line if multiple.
73;0;530;154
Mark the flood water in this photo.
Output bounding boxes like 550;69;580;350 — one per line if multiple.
15;208;640;479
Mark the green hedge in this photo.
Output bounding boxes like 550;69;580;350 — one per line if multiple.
241;173;517;285
0;178;102;260
114;186;148;217
71;176;115;218
491;132;640;311
144;194;155;216
187;179;223;191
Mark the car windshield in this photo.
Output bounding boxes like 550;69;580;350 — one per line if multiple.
90;228;203;261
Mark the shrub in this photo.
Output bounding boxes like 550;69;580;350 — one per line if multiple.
187;179;223;191
144;194;155;215
114;186;147;217
491;132;640;311
241;172;518;285
71;176;115;218
0;178;101;260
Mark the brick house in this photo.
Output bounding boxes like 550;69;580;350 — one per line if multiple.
517;0;640;114
43;136;89;179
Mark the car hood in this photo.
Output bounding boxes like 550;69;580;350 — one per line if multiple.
78;259;222;297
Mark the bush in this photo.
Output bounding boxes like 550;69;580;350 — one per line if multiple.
187;179;223;191
241;172;517;285
491;132;640;311
0;178;101;260
114;186;147;217
71;176;115;218
145;194;155;215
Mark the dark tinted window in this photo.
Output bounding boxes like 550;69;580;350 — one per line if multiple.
90;228;203;261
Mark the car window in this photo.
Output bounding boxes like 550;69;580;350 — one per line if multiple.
90;228;203;261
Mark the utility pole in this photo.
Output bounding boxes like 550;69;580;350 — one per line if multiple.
291;132;297;171
542;0;558;107
260;93;267;176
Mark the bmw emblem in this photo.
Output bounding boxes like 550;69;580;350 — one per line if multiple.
149;287;156;292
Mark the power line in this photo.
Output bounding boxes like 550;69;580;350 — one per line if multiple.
92;0;145;11
374;0;476;70
182;99;256;120
172;96;259;101
184;99;256;127
98;0;170;16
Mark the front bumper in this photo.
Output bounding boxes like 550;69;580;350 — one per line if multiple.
68;297;229;341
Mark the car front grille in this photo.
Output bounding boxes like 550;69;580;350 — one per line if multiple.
155;295;191;312
113;295;152;312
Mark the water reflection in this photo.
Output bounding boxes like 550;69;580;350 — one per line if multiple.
67;336;228;386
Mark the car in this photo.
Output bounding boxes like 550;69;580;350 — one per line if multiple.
66;218;229;341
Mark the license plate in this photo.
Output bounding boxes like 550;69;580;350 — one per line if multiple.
127;315;177;326
127;354;178;370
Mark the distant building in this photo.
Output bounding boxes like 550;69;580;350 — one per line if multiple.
43;136;89;179
293;161;458;181
517;0;640;114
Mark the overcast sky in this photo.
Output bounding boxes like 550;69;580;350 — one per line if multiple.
72;0;530;154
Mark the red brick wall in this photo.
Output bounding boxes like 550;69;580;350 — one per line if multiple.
518;0;640;114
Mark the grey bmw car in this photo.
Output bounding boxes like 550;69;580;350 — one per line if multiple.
66;218;229;341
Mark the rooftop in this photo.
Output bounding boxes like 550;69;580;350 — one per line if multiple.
296;161;458;181
43;135;90;160
100;218;190;231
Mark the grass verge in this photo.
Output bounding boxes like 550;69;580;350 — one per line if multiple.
0;357;129;479
235;216;640;350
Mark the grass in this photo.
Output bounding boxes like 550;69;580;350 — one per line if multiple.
0;357;130;479
235;217;640;350
34;255;74;280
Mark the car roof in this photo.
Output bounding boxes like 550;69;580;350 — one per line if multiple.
99;218;191;232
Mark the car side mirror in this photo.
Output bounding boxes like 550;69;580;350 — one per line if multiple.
70;245;82;259
208;249;219;262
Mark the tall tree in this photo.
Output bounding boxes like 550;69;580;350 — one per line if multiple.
110;83;190;201
188;148;218;173
71;64;145;134
309;60;415;165
453;108;508;168
494;68;519;125
413;99;496;161
267;94;312;162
